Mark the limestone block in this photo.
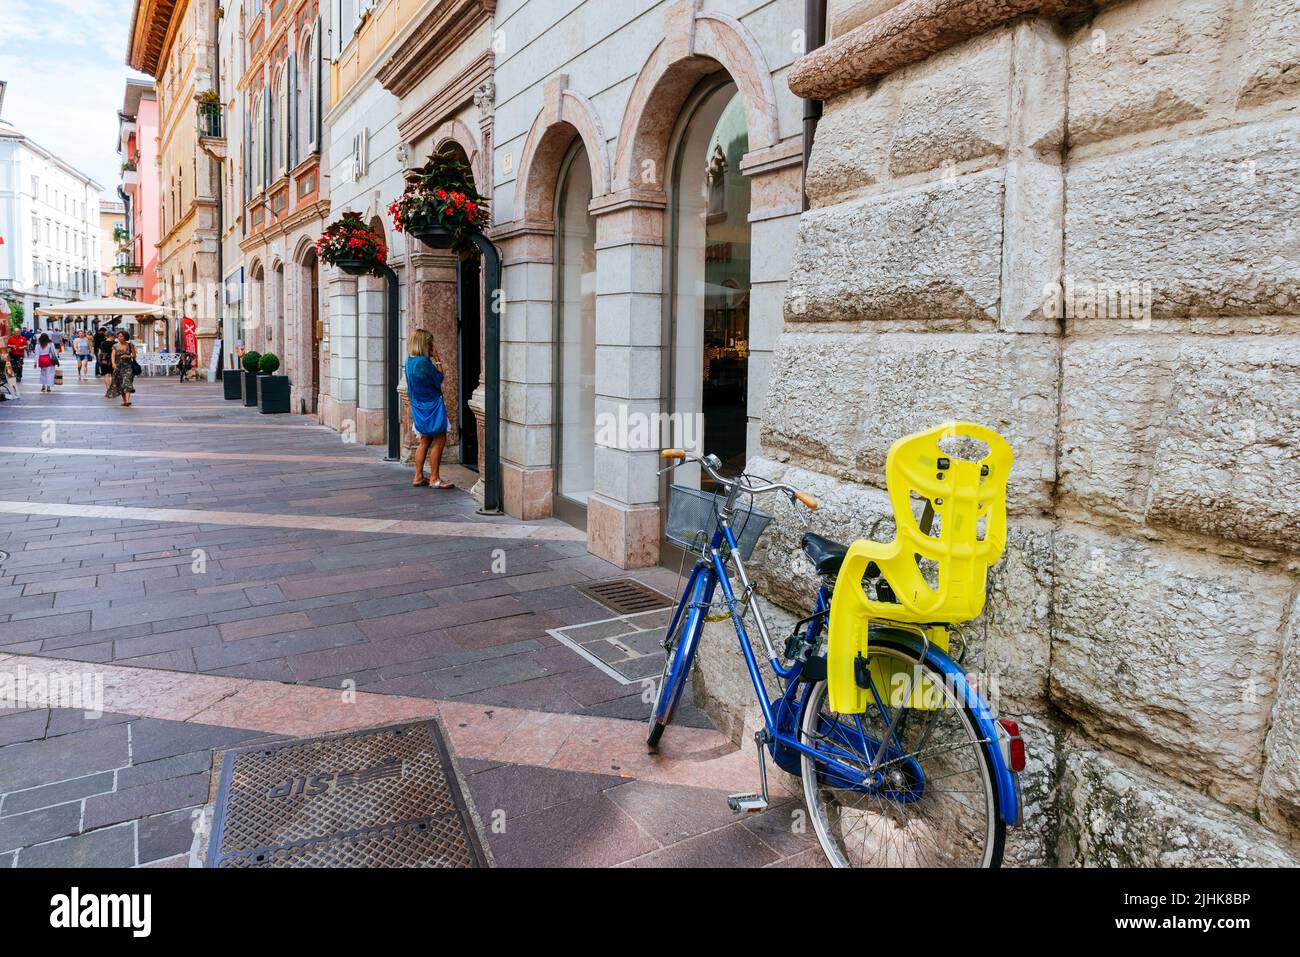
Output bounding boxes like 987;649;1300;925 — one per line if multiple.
789;170;1005;324
1065;119;1300;318
1049;524;1291;808
888;28;1012;177
763;330;1059;510
1147;338;1300;553
1260;601;1300;842
1058;742;1300;867
1237;0;1300;109
830;0;903;39
1060;336;1300;552
1067;0;1233;147
804;78;901;207
1058;337;1177;523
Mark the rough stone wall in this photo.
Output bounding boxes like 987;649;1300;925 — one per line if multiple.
697;0;1300;866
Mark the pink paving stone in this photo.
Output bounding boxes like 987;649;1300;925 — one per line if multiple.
438;701;532;751
182;682;438;736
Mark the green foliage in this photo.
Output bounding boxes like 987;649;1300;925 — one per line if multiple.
241;350;262;373
7;302;23;329
258;352;280;375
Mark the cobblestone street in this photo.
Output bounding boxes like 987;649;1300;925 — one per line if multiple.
0;377;818;867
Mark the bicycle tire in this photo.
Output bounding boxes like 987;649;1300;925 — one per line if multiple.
799;636;1005;868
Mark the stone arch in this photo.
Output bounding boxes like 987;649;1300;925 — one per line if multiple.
292;234;317;265
611;2;779;194
514;75;612;224
427;118;488;194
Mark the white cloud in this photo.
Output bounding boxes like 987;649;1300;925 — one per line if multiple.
0;0;149;195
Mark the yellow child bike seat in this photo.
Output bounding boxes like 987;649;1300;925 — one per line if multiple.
826;422;1013;714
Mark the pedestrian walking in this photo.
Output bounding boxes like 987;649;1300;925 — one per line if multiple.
106;330;137;408
405;329;452;489
5;328;26;388
0;343;20;401
95;331;114;395
33;333;58;393
73;329;91;382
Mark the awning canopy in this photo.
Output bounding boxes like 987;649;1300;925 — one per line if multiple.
34;298;176;318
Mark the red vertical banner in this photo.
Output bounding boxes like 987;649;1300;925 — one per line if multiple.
182;316;198;356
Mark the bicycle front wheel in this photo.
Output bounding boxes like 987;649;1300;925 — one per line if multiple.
799;642;1004;868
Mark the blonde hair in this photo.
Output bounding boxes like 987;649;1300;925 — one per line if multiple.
408;329;435;358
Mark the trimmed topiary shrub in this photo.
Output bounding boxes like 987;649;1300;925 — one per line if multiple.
259;352;280;375
241;350;262;373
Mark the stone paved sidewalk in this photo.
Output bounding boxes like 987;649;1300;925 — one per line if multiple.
0;377;819;867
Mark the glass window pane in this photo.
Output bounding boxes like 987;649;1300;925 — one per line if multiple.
556;146;597;506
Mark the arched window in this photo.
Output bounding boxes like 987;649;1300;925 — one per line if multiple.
276;66;289;177
297;28;316;157
251;92;265;191
670;80;752;485
553;142;597;519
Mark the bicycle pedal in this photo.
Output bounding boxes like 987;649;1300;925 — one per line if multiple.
726;793;769;814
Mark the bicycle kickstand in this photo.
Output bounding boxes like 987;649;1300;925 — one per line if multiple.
727;730;771;814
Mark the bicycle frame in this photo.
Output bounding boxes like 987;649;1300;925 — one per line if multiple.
660;502;1021;825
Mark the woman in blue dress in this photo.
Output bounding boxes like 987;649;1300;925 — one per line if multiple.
405;329;453;489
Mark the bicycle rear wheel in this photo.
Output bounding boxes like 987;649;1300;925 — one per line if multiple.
799;641;1004;868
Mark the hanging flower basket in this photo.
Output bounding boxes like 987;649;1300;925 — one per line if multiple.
387;149;488;253
316;212;388;276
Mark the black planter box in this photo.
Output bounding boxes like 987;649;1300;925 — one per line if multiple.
258;375;291;414
241;370;259;406
222;368;242;400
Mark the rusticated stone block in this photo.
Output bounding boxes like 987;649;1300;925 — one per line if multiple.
1050;525;1291;808
1058;742;1300;867
1147;339;1300;553
887;27;1011;177
763;331;1059;511
1064;119;1300;318
1060;336;1300;553
1236;0;1300;109
1260;602;1300;842
788;170;1005;324
805;79;901;206
1067;0;1233;147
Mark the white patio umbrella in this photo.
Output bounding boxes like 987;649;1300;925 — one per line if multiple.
33;297;175;319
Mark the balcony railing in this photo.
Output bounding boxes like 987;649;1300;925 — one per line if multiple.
197;104;223;139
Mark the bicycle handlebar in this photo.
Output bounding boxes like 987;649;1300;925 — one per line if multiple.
659;449;818;511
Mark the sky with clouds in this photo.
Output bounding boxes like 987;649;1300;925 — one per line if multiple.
0;0;152;197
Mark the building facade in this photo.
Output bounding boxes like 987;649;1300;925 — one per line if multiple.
239;0;330;412
218;0;247;372
0;111;103;323
692;0;1300;868
98;200;127;299
116;79;161;343
319;0;494;457
490;0;806;566
128;0;225;365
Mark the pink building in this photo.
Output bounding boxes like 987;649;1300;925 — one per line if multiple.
117;80;161;341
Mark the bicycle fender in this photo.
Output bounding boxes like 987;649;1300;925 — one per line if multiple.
871;628;1021;827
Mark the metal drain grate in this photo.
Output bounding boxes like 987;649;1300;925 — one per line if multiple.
575;578;673;615
206;720;486;868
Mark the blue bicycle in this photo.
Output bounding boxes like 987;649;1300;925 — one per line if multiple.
648;449;1024;868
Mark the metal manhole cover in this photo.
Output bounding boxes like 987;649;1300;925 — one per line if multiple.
206;720;486;868
575;578;673;616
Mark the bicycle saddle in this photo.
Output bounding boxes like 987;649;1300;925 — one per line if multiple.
801;532;848;577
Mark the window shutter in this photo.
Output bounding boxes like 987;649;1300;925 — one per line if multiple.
287;54;297;169
263;85;271;186
311;18;322;153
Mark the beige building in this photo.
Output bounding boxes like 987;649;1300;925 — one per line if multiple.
696;0;1300;867
98;200;126;299
128;0;225;365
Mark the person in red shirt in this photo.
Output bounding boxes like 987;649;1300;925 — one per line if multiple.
5;330;26;383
